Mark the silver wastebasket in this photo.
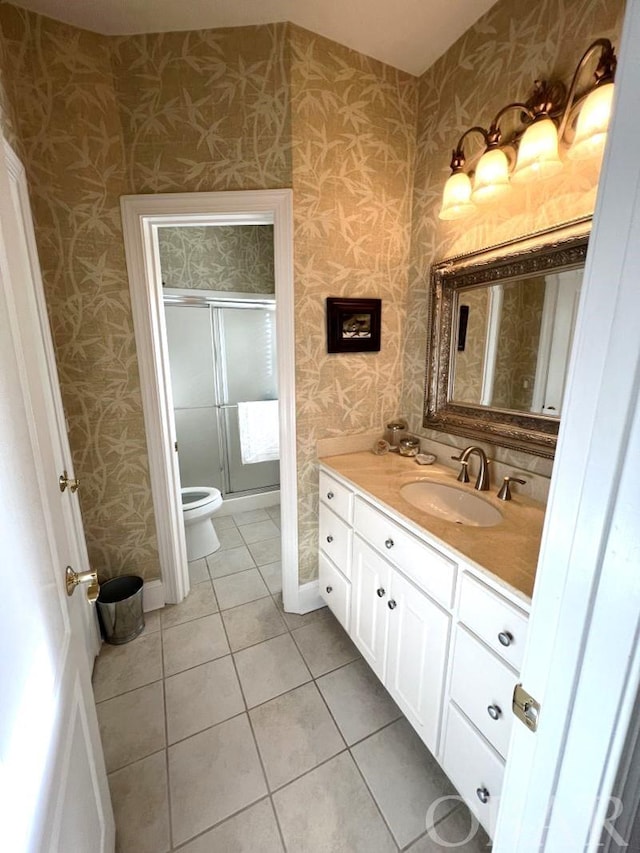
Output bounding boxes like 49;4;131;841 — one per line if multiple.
97;576;145;644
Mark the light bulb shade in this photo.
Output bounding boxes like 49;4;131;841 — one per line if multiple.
512;117;563;183
439;171;475;220
471;148;511;204
568;82;614;161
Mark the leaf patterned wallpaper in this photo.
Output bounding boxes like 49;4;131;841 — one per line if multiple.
0;0;626;586
401;0;625;475
0;8;414;584
158;225;275;293
0;8;161;583
492;279;545;412
452;289;490;403
453;278;546;412
290;26;416;581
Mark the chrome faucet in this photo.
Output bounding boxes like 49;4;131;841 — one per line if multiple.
451;446;491;491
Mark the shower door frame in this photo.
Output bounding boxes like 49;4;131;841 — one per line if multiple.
121;190;307;614
164;289;280;498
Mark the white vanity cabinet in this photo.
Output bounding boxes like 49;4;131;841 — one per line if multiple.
317;463;531;839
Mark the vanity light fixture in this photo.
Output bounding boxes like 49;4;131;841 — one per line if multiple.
439;38;617;221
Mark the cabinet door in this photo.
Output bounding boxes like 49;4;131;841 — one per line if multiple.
319;552;351;631
386;570;451;755
351;537;391;681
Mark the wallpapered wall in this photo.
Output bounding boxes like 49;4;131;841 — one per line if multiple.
0;8;161;582
492;280;545;412
0;8;415;584
289;26;416;580
401;0;625;474
158;225;275;293
0;10;292;582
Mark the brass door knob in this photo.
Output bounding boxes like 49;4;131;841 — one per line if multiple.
65;566;99;603
59;470;80;493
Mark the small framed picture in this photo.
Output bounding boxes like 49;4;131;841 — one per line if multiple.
326;298;381;353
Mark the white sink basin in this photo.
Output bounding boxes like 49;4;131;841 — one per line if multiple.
400;482;503;527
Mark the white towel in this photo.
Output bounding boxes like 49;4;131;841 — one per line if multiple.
237;400;280;464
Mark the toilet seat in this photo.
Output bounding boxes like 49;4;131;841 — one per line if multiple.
181;486;222;513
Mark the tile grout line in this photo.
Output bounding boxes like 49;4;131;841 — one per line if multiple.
159;605;177;853
348;742;403;851
260;563;403;850
214;586;290;853
200;511;290;849
169;795;278;853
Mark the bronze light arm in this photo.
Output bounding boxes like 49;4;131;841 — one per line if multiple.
448;126;490;171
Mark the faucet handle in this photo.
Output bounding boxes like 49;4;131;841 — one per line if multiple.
451;456;470;483
497;476;526;501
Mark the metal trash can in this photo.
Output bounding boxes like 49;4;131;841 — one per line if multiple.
97;576;145;645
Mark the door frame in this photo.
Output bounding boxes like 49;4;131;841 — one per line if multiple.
120;189;301;611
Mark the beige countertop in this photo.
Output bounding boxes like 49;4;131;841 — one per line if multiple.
320;451;546;602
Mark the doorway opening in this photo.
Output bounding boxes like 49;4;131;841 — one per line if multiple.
120;190;300;612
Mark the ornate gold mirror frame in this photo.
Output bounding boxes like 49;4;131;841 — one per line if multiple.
423;222;590;458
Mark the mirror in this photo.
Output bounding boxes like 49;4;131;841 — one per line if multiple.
424;224;589;458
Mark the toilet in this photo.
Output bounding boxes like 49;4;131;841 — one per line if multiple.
181;487;223;561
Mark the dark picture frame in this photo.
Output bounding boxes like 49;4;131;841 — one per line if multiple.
326;298;381;353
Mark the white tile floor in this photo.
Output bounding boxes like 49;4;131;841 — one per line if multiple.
92;505;491;852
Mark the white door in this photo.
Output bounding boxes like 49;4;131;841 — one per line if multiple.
494;1;640;848
385;571;450;754
0;142;114;851
351;537;390;680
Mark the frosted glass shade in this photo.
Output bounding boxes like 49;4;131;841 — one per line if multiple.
471;148;511;204
439;171;475;220
512;118;563;183
568;82;614;161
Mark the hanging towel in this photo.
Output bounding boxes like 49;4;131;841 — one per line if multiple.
237;400;280;464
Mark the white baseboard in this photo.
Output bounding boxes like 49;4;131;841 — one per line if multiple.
297;580;325;614
217;489;280;517
143;578;165;612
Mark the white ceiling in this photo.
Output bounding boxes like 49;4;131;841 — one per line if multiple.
9;0;498;76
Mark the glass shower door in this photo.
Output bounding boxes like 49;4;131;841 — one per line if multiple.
165;304;224;492
216;305;280;494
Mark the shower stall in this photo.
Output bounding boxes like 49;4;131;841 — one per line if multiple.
163;292;280;497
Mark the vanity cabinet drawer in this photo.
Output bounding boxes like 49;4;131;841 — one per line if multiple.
354;497;456;608
319;470;353;523
450;626;517;759
458;573;528;671
319;552;350;630
319;503;352;579
442;704;504;837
